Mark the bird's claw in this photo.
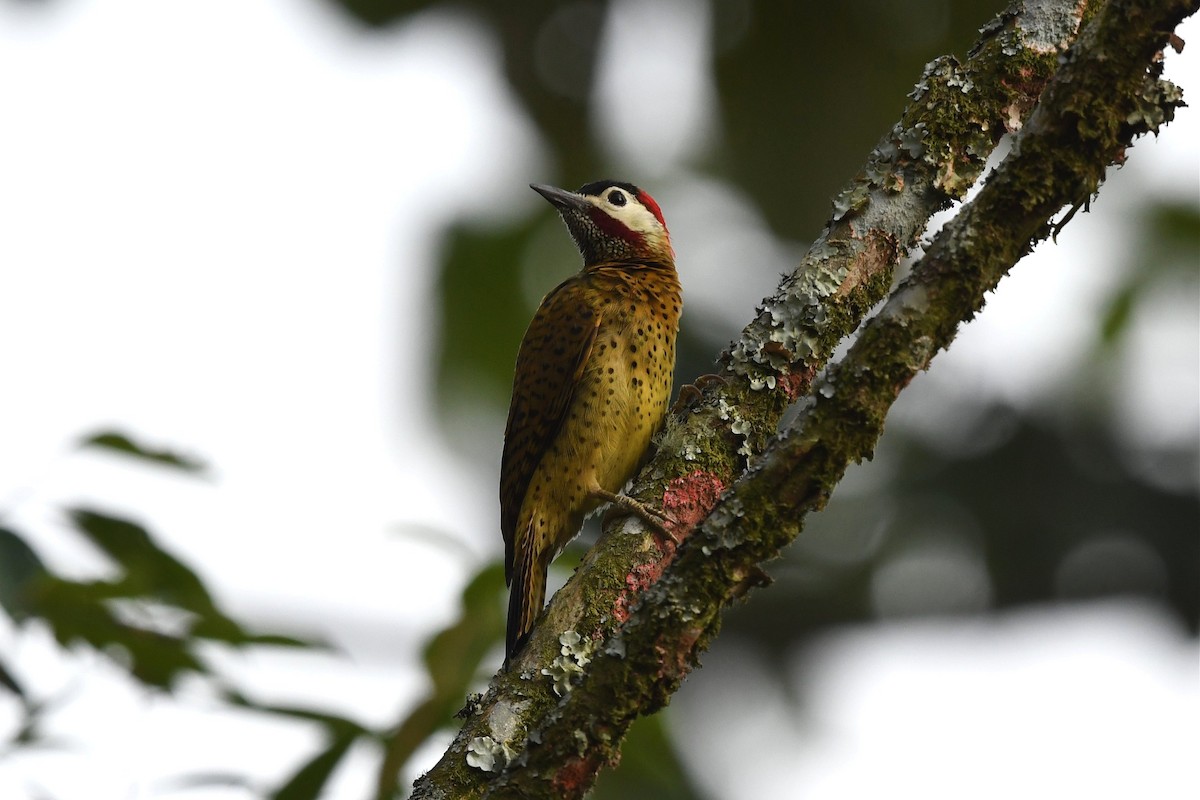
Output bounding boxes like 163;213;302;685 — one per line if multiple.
671;373;728;413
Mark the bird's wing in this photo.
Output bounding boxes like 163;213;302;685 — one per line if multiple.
501;274;600;583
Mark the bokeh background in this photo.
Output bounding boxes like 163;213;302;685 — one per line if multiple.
1;1;1197;798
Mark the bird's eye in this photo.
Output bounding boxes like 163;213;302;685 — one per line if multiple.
607;190;627;206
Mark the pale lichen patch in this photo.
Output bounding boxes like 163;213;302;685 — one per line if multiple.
467;736;507;773
541;630;597;697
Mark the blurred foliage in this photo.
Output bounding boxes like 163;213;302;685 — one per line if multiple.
0;430;511;799
1099;200;1200;346
0;432;318;759
1;432;316;683
374;562;506;798
76;431;208;473
710;0;1000;236
324;0;998;234
590;712;707;800
330;0;615;181
435;218;542;429
174;559;507;799
723;409;1199;666
219;691;376;800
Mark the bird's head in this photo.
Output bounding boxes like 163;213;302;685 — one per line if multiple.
531;180;674;268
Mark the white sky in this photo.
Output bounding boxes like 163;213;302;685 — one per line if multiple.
0;1;1196;798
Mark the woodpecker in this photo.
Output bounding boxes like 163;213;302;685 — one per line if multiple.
501;180;681;665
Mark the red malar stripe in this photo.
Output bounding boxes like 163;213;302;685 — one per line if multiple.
588;206;644;245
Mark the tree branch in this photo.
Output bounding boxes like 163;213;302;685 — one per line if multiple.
411;0;1192;796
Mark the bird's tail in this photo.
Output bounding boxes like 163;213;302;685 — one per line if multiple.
505;532;546;668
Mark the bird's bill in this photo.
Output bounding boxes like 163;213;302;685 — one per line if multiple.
530;183;591;212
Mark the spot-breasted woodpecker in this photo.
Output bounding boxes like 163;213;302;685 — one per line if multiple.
501;180;681;665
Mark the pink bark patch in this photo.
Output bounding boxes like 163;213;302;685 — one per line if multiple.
657;623;703;681
553;752;604;795
779;370;810;402
612;561;666;624
610;471;725;626
662;470;727;532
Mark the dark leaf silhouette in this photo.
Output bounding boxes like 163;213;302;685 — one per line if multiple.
79;430;207;473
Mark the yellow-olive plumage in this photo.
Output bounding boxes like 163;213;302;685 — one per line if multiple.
501;181;681;665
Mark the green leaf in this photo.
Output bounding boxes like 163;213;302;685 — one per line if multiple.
1146;199;1200;252
3;521;212;689
67;508;219;615
156;773;259;793
240;632;326;650
67;509;324;654
375;562;506;797
3;694;63;752
189;617;323;651
1099;280;1139;345
32;578;206;688
422;562;505;696
270;731;360;800
221;689;371;736
1100;200;1200;348
591;712;705;800
0;526;48;621
117;627;209;688
434;219;545;433
0;656;26;699
79;430;207;473
323;0;438;28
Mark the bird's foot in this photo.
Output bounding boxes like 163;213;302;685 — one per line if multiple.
594;489;680;543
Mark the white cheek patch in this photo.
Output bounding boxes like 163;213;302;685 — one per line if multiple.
611;202;660;237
